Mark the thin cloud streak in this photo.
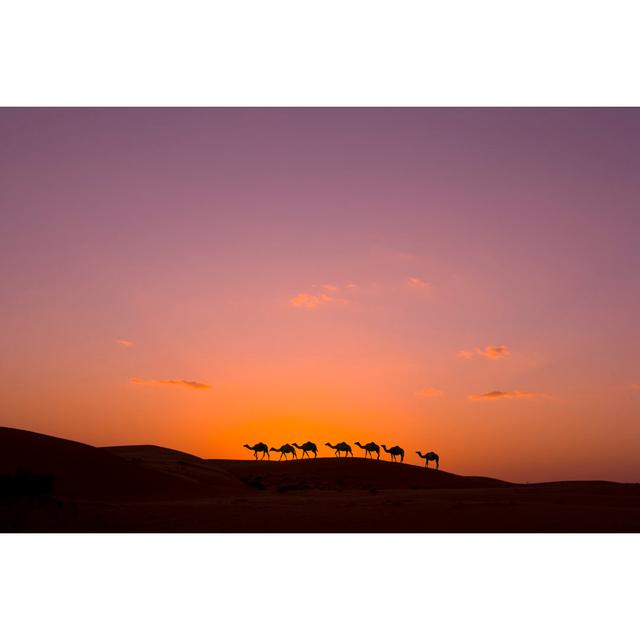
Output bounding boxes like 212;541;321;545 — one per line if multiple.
406;276;430;291
289;292;335;309
289;282;354;309
468;390;543;401
130;378;211;391
291;277;432;309
459;345;510;360
116;339;134;348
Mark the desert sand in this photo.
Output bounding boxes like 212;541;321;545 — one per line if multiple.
1;426;639;532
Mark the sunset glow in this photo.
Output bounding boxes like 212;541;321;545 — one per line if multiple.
1;108;639;482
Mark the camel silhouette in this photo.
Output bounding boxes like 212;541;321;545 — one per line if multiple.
381;444;404;462
243;442;270;460
416;450;439;469
269;443;298;461
324;442;353;457
292;441;318;459
354;441;380;459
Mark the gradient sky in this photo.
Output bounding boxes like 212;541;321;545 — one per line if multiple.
1;108;639;482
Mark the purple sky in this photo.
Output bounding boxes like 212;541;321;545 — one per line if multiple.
1;108;639;481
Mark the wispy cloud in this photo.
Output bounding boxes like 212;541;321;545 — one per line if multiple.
631;383;640;392
406;276;431;291
415;387;443;398
116;339;134;348
458;345;511;360
130;378;211;391
481;345;510;359
289;292;335;309
291;276;434;308
468;390;543;401
289;283;353;309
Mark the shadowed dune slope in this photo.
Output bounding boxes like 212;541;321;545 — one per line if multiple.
104;447;512;492
206;457;512;491
104;445;246;491
0;427;241;499
3;428;640;532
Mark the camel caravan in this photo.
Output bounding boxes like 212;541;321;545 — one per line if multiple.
243;441;440;468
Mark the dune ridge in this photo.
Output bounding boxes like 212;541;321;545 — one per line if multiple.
2;426;640;533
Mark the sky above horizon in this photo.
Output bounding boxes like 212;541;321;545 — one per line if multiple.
1;108;639;482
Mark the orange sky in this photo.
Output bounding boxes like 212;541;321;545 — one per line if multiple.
1;108;639;482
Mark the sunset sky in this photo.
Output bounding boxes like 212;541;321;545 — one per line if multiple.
1;108;639;482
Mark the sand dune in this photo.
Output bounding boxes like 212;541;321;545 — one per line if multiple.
206;457;510;491
2;426;640;533
104;445;247;491
0;427;239;500
103;445;511;492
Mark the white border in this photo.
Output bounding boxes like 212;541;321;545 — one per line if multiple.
0;534;637;640
1;1;639;106
2;2;639;637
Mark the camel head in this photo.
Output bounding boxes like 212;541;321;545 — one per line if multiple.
243;444;251;449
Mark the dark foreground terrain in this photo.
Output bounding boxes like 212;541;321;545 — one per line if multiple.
1;426;639;532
